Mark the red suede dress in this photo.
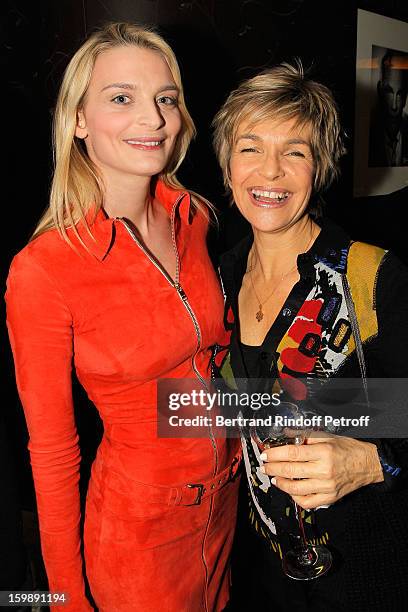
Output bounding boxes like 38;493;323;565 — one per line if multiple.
6;181;240;612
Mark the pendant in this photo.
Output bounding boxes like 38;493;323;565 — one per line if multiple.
256;306;263;322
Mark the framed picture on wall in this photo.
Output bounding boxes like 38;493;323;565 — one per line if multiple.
354;9;408;197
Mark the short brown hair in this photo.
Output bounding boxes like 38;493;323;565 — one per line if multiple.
212;61;346;200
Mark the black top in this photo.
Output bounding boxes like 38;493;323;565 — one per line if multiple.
239;342;263;377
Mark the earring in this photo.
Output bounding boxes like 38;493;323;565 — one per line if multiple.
77;121;88;138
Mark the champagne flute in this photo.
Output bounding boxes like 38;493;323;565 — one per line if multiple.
250;401;332;580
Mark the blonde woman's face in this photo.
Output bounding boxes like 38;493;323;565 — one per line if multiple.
75;46;182;184
229;116;315;234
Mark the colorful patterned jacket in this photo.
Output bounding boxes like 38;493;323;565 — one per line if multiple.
214;217;408;609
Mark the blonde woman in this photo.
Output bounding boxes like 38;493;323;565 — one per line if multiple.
213;64;408;610
6;23;240;612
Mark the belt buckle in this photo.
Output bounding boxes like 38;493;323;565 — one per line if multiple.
186;483;205;505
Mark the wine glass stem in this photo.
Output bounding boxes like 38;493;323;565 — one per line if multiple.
294;501;308;547
292;435;310;549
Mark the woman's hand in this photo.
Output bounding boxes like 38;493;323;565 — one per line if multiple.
259;434;384;509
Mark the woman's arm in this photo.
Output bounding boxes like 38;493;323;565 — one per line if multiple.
365;250;408;489
6;251;92;611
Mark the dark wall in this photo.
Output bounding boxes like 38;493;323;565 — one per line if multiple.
3;0;408;263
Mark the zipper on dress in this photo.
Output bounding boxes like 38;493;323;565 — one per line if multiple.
168;199;208;390
115;201;206;388
116;199;218;612
168;201;219;612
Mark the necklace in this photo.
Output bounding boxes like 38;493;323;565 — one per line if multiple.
249;261;297;322
249;227;315;323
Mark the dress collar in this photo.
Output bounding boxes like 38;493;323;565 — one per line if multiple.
69;179;191;261
154;179;191;224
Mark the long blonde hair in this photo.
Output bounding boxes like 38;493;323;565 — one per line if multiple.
31;22;204;248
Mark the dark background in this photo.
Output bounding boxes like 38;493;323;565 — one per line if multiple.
1;0;408;599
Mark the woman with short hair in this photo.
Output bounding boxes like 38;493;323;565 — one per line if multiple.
213;62;408;611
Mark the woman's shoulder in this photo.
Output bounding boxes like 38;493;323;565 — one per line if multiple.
348;241;407;276
347;241;408;306
375;249;408;297
8;227;85;288
347;240;388;280
16;226;66;254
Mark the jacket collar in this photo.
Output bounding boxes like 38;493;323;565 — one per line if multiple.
220;217;351;293
69;179;191;261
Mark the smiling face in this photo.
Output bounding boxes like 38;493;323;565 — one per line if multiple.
229;116;315;235
75;45;182;187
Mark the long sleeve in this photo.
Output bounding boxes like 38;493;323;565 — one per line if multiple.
5;252;93;611
368;251;408;491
